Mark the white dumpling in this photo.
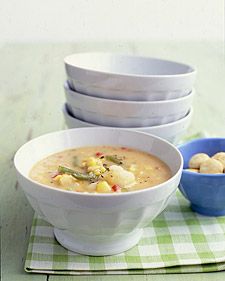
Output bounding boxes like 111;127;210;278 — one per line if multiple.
189;153;210;169
212;152;225;171
199;158;223;174
104;165;135;188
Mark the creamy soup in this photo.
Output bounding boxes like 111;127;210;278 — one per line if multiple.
30;146;172;193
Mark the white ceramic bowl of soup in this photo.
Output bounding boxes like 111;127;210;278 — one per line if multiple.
64;52;196;101
63;104;193;145
14;128;183;256
64;81;194;127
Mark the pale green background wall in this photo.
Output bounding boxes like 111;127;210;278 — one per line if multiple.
0;0;224;42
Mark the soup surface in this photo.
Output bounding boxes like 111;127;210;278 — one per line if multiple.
30;146;172;193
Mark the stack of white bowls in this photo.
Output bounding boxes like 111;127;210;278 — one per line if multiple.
63;52;196;144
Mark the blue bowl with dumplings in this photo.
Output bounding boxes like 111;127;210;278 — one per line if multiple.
178;138;225;216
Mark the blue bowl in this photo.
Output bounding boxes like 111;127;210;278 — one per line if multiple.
179;138;225;216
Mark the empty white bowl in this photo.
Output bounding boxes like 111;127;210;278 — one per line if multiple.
63;104;193;145
64;52;196;101
64;81;194;127
14;127;183;256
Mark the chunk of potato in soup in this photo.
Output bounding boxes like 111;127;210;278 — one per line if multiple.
29;146;172;193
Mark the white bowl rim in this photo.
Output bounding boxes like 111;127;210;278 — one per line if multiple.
64;81;195;105
14;127;183;198
64;52;197;79
64;103;193;130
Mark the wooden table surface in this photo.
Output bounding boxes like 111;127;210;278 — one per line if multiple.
1;42;225;281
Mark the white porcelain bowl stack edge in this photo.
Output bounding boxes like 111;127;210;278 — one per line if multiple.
63;52;196;143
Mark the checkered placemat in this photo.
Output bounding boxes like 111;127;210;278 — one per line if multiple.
25;191;225;275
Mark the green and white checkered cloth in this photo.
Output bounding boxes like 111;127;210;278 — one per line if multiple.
25;191;225;275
